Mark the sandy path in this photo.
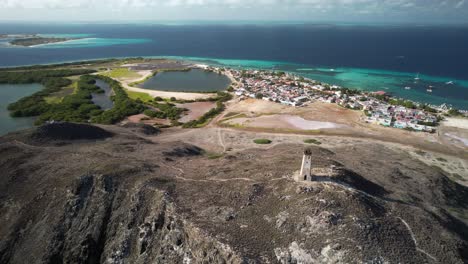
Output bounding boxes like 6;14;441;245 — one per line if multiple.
397;217;438;262
224;114;346;130
177;102;216;123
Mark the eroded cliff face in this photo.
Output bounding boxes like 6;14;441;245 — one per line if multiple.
0;157;242;264
0;124;467;263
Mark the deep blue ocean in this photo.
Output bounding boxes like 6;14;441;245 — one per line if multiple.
0;23;467;110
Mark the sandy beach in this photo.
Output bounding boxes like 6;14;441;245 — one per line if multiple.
442;118;468;129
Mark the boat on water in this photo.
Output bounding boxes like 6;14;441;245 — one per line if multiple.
404;86;411;90
414;73;420;81
427;85;433;93
446;81;454;85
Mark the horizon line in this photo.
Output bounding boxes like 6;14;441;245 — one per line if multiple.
0;19;468;26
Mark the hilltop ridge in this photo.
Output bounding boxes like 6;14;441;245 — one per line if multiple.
0;123;466;263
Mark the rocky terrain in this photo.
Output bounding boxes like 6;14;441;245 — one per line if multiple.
0;123;467;263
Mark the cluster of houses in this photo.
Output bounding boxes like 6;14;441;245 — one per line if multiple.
227;69;314;106
364;105;437;132
219;67;439;133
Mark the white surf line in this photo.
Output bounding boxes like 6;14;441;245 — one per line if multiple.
29;38;94;48
397;217;438;262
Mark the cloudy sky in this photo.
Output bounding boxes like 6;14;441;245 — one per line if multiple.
0;0;467;23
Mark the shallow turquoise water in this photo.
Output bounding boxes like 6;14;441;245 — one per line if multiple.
158;56;467;109
296;67;468;109
161;56;295;69
38;33;95;38
35;38;152;48
138;69;231;92
0;84;42;135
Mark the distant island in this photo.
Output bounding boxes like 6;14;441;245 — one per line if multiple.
1;34;81;47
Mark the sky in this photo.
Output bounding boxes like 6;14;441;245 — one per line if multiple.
0;0;467;23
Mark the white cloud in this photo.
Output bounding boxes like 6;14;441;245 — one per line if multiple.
455;0;465;8
0;0;466;21
0;0;453;9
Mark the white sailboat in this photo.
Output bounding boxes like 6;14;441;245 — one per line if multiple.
414;73;420;81
404;86;411;90
427;85;433;93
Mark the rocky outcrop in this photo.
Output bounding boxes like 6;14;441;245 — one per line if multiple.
31;122;113;142
0;173;243;264
0;125;466;263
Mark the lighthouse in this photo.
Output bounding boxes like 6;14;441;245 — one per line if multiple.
300;148;313;181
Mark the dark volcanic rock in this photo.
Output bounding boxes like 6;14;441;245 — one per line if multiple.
122;123;161;136
0;127;466;264
31;122;113;142
163;145;203;157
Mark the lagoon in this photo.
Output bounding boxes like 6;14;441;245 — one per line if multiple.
92;79;114;110
0;83;43;135
138;69;231;92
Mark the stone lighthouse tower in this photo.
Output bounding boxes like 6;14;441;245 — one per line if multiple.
300;148;313;181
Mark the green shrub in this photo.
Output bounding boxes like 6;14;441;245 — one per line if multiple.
304;139;321;145
91;75;145;124
182;92;233;128
3;69;96;117
253;139;272;144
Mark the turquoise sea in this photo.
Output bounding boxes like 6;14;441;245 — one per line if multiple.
162;56;468;109
0;23;467;111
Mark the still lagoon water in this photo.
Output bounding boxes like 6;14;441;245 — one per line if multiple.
92;79;114;110
0;84;42;135
138;69;231;92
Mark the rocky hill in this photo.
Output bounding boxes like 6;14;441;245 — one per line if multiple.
0;123;466;263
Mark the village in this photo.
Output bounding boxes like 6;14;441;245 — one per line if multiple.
217;67;440;133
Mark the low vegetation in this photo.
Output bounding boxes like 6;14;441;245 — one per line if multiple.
101;68;141;79
2;69;96;117
0;59;117;72
205;152;224;159
126;90;154;102
28;74;145;125
36;75;105;124
90;75;145;124
182;92;232;128
253;139;272;144
447;108;463;117
304;138;322;145
144;102;185;120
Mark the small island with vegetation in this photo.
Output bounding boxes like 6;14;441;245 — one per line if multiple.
10;37;76;47
2;34;81;47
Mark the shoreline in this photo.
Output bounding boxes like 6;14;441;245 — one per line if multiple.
27;38;92;48
0;56;466;111
1;55;468;84
115;70;218;101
